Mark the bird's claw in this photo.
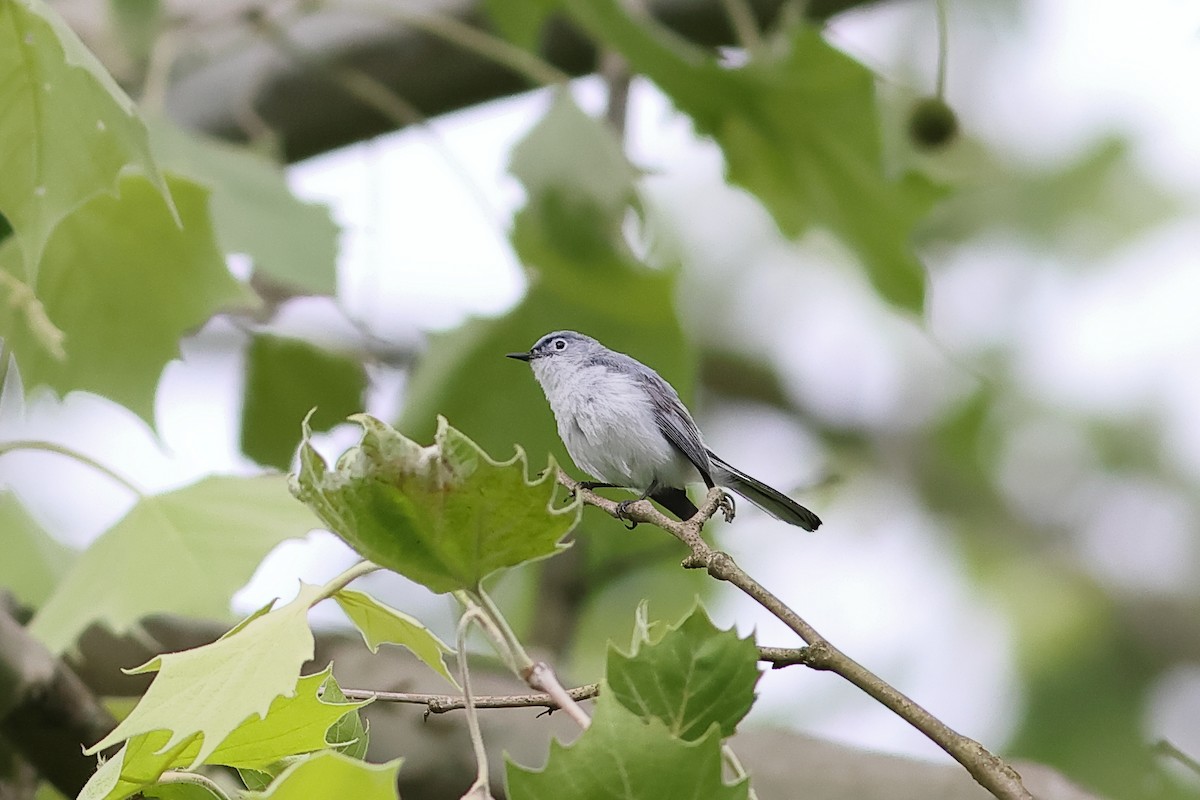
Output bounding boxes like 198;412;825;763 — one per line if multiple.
717;491;736;523
614;499;640;530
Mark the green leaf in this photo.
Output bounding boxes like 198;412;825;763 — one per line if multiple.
0;174;258;425
143;783;223;800
81;666;364;800
146;118;338;294
108;0;163;67
79;731;198;800
241;334;367;469
321;674;370;760
202;666;369;768
29;475;318;653
607;604;759;740
482;0;555;50
86;583;323;768
506;693;748;800
0;490;73;606
293;415;578;594
509;90;640;263
0;0;165;278
334;588;457;686
254;751;401;800
564;2;935;312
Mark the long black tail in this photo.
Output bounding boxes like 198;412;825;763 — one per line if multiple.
707;450;821;531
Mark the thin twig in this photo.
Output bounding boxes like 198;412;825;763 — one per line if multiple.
347;0;571;86
557;471;1034;800
339;683;602;714
1153;739;1200;779
338;645;811;713
0;441;142;497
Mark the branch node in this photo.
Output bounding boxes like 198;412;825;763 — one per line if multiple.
706;551;737;582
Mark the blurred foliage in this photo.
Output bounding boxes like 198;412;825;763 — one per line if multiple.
28;475;318;654
1;0;1197;798
0;175;256;425
241;334;366;469
925;135;1183;258
566;0;938;312
146;118;339;296
0;491;73;607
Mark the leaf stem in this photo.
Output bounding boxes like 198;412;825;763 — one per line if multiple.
721;745;757;800
0;440;142;497
158;770;233;800
523;661;592;729
457;608;494;796
316;560;381;602
472;586;534;672
934;0;949;99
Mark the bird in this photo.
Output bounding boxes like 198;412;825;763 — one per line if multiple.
506;331;821;531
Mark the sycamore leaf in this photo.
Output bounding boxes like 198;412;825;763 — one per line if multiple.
0;174;258;425
506;693;748;800
144;784;223;800
29;475;319;653
201;666;368;768
86;583;322;768
146;118;338;295
0;0;166;278
334;588;457;686
508;90;640;272
78;731;198;800
79;668;362;800
292;415;578;594
254;751;401;800
241;334;367;470
321;674;370;760
607;604;759;740
0;490;73;606
565;1;936;312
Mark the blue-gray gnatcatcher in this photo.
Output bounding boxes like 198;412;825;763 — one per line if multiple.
507;331;821;531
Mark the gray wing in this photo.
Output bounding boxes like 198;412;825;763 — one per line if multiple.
636;370;715;488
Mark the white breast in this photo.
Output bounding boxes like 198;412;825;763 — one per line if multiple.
532;359;696;491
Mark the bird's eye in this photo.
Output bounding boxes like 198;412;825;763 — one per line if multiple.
553;339;566;350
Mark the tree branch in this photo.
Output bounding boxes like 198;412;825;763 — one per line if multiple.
556;472;1035;800
0;596;118;798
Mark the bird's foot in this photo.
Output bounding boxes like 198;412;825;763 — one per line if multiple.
614;499;640;530
717;491;736;523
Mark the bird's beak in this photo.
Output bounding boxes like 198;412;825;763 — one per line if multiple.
506;351;531;362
